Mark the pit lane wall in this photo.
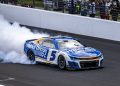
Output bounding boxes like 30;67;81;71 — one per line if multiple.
0;4;120;41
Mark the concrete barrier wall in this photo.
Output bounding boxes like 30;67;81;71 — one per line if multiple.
0;4;120;41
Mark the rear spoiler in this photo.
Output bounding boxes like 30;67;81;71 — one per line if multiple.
25;39;37;42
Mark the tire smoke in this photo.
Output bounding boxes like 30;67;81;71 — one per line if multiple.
0;15;49;64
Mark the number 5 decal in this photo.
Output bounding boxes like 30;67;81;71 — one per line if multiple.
50;51;57;61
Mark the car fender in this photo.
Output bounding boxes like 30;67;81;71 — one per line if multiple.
55;50;72;66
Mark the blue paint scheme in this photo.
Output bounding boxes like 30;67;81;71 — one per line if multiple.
68;61;80;69
24;37;102;60
52;39;59;49
24;41;49;60
24;36;78;56
50;51;57;61
35;45;49;60
24;36;103;69
62;47;101;60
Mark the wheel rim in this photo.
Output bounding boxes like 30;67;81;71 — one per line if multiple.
28;51;35;62
58;57;66;69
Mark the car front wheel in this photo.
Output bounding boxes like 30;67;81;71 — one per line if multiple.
58;56;66;70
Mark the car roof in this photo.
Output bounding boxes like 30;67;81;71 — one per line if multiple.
43;36;74;40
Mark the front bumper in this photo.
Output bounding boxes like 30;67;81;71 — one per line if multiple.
67;58;103;69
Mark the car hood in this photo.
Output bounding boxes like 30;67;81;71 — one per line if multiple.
61;47;101;58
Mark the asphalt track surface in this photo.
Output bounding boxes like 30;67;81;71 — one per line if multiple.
0;28;120;86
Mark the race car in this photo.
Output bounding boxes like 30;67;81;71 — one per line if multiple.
24;36;104;70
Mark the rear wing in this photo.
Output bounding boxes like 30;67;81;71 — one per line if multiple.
25;39;37;43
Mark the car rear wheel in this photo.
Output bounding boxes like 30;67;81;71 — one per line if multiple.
27;50;35;62
58;56;66;70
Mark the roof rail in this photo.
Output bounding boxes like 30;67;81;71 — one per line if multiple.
50;36;72;39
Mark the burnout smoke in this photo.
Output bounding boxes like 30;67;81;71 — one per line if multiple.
0;15;49;64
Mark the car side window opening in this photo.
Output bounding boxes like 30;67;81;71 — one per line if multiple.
57;39;84;49
42;39;55;49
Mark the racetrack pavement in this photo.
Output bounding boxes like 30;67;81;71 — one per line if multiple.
0;28;120;86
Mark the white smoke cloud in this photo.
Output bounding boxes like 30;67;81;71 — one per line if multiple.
0;15;49;64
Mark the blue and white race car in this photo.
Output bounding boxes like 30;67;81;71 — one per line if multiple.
24;36;104;70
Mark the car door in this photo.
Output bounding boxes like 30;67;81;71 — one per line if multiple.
35;39;57;63
42;39;57;63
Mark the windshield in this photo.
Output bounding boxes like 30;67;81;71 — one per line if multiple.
57;39;84;49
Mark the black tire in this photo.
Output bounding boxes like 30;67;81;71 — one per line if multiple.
58;56;66;70
27;50;35;62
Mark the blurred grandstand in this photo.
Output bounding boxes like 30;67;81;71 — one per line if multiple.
0;0;120;21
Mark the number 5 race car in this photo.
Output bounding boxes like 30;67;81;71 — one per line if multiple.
24;36;104;70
